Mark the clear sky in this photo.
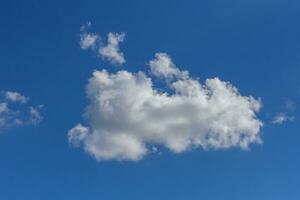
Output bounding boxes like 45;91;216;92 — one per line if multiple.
0;0;300;199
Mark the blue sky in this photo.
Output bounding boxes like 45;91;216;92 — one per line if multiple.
0;0;300;199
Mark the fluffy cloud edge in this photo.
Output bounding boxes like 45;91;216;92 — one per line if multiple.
68;52;263;161
79;22;126;65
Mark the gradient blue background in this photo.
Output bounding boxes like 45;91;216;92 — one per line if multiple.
0;0;300;199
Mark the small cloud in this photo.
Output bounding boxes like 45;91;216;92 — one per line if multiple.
29;105;44;125
5;91;28;104
0;91;43;133
80;33;99;50
0;104;22;130
99;32;126;65
79;22;126;65
79;22;100;50
149;53;181;79
149;53;189;81
68;123;89;147
272;112;295;125
271;98;296;125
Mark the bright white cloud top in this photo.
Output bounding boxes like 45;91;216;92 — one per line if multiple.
0;91;43;132
79;22;126;65
68;53;263;161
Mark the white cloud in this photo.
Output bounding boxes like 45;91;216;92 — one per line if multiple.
68;124;89;147
0;102;21;129
0;91;43;132
149;53;186;80
79;22;99;50
99;32;126;65
79;22;126;65
80;33;99;50
271;99;296;125
29;105;44;125
68;53;263;161
5;91;28;103
272;112;294;125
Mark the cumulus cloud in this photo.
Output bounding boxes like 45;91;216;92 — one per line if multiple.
0;91;43;132
79;22;99;50
149;53;185;80
272;112;294;125
0;102;9;113
79;22;125;65
98;32;126;65
68;53;263;161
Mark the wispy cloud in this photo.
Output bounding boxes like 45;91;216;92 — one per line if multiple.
271;99;296;125
5;91;28;104
0;91;43;132
80;33;99;50
272;112;294;125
